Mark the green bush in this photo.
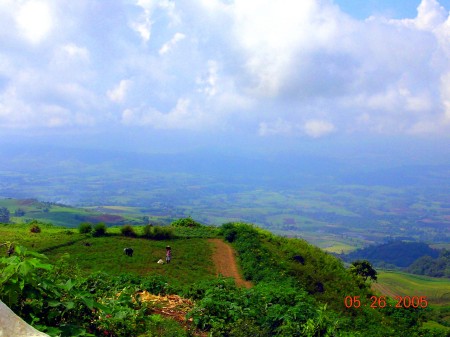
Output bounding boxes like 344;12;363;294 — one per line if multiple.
78;222;92;234
0;247;183;337
140;314;189;337
142;225;174;240
173;225;219;238
29;224;41;233
142;224;153;238
219;222;239;242
171;217;202;228
121;224;136;237
93;222;107;237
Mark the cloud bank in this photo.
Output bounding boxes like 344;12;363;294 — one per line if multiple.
1;0;450;138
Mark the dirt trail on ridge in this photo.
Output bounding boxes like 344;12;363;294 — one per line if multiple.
208;239;253;288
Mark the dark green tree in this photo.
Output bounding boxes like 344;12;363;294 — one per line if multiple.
14;208;26;216
0;207;10;223
350;260;377;282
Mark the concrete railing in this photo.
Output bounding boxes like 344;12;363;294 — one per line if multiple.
0;300;49;337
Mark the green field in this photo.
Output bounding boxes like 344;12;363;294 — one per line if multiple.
373;270;450;306
0;223;217;288
1;198;157;227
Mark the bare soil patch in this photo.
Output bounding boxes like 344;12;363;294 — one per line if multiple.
208;238;253;288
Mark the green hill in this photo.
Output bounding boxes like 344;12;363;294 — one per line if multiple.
1;219;448;336
342;240;440;267
0;198;167;227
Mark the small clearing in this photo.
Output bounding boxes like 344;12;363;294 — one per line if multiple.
208;238;253;288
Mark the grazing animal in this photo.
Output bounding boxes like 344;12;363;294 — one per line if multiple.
6;245;14;257
124;247;133;257
1;243;14;257
157;259;164;264
292;255;305;264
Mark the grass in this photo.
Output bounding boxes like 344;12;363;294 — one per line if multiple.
0;223;82;251
372;270;450;306
0;223;217;289
421;320;450;334
321;241;357;254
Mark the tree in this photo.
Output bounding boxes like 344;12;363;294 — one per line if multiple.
0;207;10;223
14;208;25;217
350;260;377;282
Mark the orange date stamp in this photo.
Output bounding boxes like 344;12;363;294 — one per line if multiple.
344;295;428;309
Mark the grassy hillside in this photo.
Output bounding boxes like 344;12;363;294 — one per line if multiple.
0;198;164;227
1;220;448;336
373;271;450;306
0;222;217;288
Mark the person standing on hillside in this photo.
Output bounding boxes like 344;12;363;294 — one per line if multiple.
166;246;171;264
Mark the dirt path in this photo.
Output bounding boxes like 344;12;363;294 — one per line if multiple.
208;239;253;288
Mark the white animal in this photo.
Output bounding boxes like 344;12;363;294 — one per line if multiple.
157;259;164;264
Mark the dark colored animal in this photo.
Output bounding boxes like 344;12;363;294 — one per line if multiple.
292;255;305;264
6;245;14;257
124;247;133;257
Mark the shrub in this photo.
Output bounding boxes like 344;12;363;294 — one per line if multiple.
14;208;26;216
93;222;107;237
171;217;202;228
29;224;41;233
142;225;174;240
142;224;153;238
121;224;136;237
143;314;189;337
79;222;92;234
219;222;239;242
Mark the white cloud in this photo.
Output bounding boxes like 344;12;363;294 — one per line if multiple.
61;43;90;60
122;98;209;130
130;16;152;42
159;32;186;55
1;0;450;138
258;119;294;136
303;120;336;138
196;60;219;96
407;0;447;30
16;0;53;44
440;72;450;122
107;80;132;103
131;0;179;43
0;86;83;128
230;0;346;97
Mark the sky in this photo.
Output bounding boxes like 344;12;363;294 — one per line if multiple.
1;0;450;161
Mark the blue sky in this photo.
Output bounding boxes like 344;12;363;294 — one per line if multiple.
1;0;450;160
336;0;450;19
